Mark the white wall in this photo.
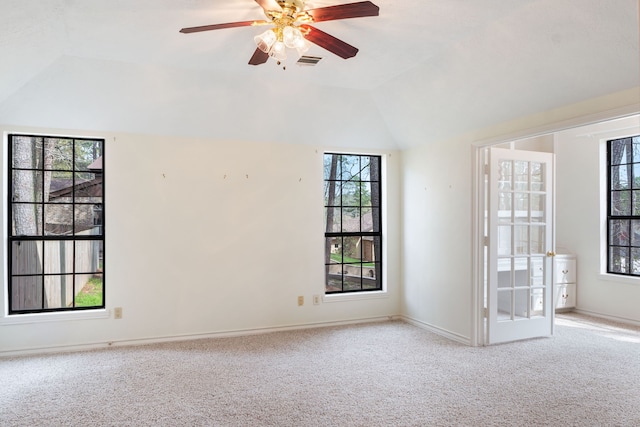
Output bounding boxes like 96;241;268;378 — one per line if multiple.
400;137;473;342
0;128;401;354
555;115;640;323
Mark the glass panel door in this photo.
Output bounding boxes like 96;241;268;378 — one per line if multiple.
488;148;554;344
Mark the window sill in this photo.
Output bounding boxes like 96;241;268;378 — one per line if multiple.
0;309;109;325
323;290;388;303
598;273;640;286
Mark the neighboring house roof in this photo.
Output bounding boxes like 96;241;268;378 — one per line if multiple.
340;211;374;233
88;156;102;170
49;175;103;199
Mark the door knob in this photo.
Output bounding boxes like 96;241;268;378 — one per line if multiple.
546;251;556;257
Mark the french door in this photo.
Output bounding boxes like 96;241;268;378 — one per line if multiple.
487;147;555;344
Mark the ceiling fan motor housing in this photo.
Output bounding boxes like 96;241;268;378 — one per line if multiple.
278;0;305;13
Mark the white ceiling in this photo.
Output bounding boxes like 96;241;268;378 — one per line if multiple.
0;0;638;150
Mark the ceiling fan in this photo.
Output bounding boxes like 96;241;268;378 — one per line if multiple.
180;0;379;66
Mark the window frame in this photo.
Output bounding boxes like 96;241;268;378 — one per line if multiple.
6;133;105;315
324;152;383;295
606;135;640;277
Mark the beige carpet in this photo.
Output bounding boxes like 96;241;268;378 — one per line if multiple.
1;313;639;426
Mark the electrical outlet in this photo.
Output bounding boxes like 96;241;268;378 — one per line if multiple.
313;295;320;305
297;296;304;306
114;307;123;319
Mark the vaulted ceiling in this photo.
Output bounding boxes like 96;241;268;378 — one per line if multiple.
1;0;638;150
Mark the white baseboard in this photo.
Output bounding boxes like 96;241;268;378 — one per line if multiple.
399;315;471;346
0;316;398;358
571;309;640;327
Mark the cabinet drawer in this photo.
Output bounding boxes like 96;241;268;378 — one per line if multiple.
555;258;576;283
554;283;576;309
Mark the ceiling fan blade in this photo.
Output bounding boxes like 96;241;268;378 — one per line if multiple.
249;48;270;65
299;25;358;59
255;0;282;12
180;20;268;34
306;1;379;23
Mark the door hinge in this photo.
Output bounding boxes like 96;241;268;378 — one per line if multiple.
483;236;489;246
484;164;489;175
483;307;488;318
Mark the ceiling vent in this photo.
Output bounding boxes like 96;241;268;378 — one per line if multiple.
297;56;322;66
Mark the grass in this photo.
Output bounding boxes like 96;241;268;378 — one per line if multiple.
330;253;375;267
75;277;103;307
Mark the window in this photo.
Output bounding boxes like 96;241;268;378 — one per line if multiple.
607;135;640;276
324;153;382;294
7;134;104;314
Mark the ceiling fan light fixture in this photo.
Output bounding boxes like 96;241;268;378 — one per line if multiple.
283;25;304;49
296;38;311;56
254;29;277;53
269;40;287;61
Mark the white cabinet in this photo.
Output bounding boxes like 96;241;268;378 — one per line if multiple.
554;254;576;311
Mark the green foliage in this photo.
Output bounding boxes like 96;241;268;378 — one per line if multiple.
75;277;103;307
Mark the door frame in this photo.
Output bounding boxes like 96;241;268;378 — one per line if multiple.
470;105;639;346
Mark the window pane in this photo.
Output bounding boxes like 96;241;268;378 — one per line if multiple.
609;219;629;246
514;289;528;319
12;170;42;202
12;136;43;169
75;172;102;198
45;204;73;235
12;204;42;236
74;205;100;235
530;226;545;254
342;236;362;262
75;241;102;273
48;171;73;203
45;138;73;171
611;191;631;216
498;225;511;256
360;182;372;207
324;207;340;233
631;248;640;275
324;180;339;207
44;241;74;274
530;162;544;191
514;161;528;191
12;241;43;274
44;275;74;308
530;257;544;287
633;191;640;216
360;157;372;181
611;165;630;190
514;192;528;223
11;276;43;311
633;164;640;190
514;257;529;287
326;236;341;264
75;140;102;171
531;193;544;223
369;208;380;233
609;247;628;273
631;220;640;247
498;160;512;191
75;273;103;307
340;155;360;181
498;192;512;224
342;208;361;232
342;182;358;206
323;154;339;180
514;225;529;255
610;138;631;166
